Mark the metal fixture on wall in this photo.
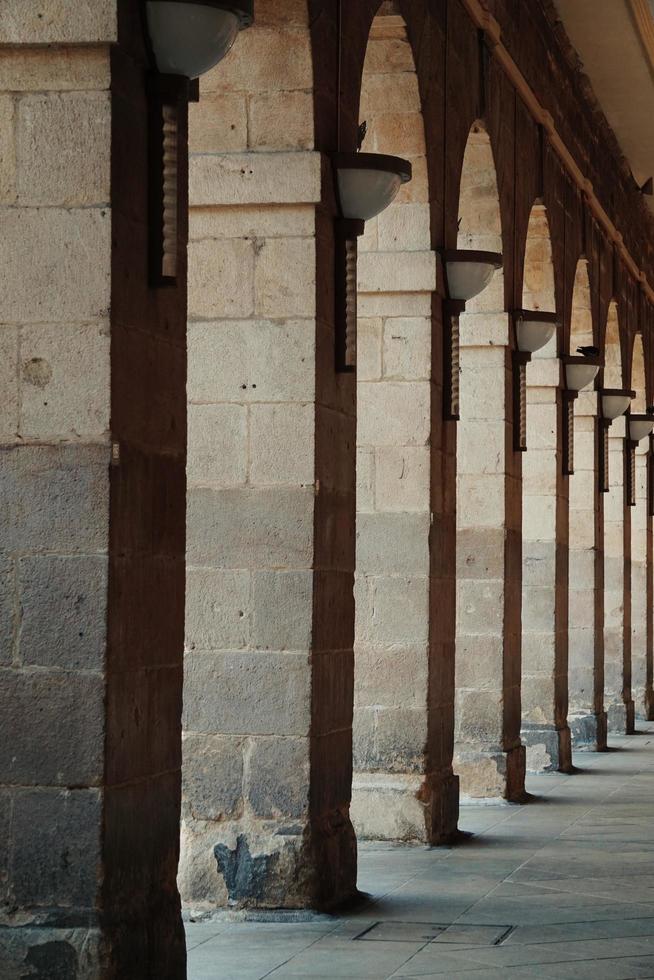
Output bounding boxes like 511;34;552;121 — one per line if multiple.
512;310;559;451
597;387;634;492
440;250;502;420
143;0;253;285
332;153;412;371
562;354;601;475
627;412;654;506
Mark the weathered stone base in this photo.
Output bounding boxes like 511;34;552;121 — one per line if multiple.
521;724;572;773
569;711;608;751
456;744;525;803
183;812;357;913
607;700;636;735
0;926;107;980
351;771;459;844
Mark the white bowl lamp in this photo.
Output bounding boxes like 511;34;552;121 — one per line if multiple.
333;153;412;222
146;0;253;78
441;250;502;303
332;153;412;372
515;310;559;354
600;388;634;421
629;414;654;442
563;356;601;393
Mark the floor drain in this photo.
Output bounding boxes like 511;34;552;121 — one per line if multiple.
354;921;514;946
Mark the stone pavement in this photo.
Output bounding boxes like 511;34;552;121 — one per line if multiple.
186;724;654;979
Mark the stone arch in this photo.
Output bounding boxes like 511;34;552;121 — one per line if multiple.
182;2;359;911
630;333;648;716
568;259;600;743
520;202;572;772
352;6;441;842
454;122;524;801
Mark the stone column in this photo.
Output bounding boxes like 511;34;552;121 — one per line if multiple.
521;354;572;772
1;3;187;974
632;442;648;716
352;250;459;840
181;143;357;907
568;392;606;746
454;312;525;800
605;422;631;731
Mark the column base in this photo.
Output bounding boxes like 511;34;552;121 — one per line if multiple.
569;711;608;751
456;743;525;803
351;770;459;844
0;926;108;979
607;701;636;734
521;724;572;773
646;688;654;722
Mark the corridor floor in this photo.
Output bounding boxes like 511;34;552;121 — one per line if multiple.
186;724;654;979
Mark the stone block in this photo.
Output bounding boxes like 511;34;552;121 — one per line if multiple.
254;237;316;318
19;321;110;441
523;494;556;541
185;567;250;652
522;584;556;632
18;555;107;669
359;575;429;648
0;94;15;204
360;72;421;115
377;204;431;252
382;317;430;380
187;404;247;488
188;238;254;319
187;487;314;568
354;646;427;709
182;733;244;821
0;558;14;666
358;250;436;294
189;152;321;207
17;92;110;206
455;634;504;690
373;707;427;772
456;579;504;635
0;207;110;323
183;651;310;736
189;93;247;153
356;448;375;511
0;325;18;444
204;28;312;94
521;675;555;723
248;91;313;151
459;312;510;348
351;773;427;842
357;317;382;382
375;446;429;513
455;690;503;742
0;669;104;785
189;203;314;241
457;419;506;476
357;381;430;447
457;473;505;529
0;46;110;92
245;736;309;819
248;403;315;487
188;319;314;405
456;527;506;580
356;512;429;576
10;787;101;906
358;291;432;318
363;38;416;74
0;1;117;43
0;444;109;555
251;570;313;651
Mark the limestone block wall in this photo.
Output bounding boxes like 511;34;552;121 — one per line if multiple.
182;1;357;909
1;1;189;973
605;420;627;729
0;12;113;971
632;444;648;714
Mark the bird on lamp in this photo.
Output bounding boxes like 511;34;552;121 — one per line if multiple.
577;345;600;357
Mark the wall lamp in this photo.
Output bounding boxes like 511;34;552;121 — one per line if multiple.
627;411;654;507
562;354;601;475
512;310;559;451
332;152;412;371
597;387;634;493
143;0;253;285
440;249;502;420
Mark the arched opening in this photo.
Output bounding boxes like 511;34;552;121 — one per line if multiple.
567;259;599;744
603;301;629;732
520;202;570;771
454;122;521;800
630;333;648;716
352;8;437;841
